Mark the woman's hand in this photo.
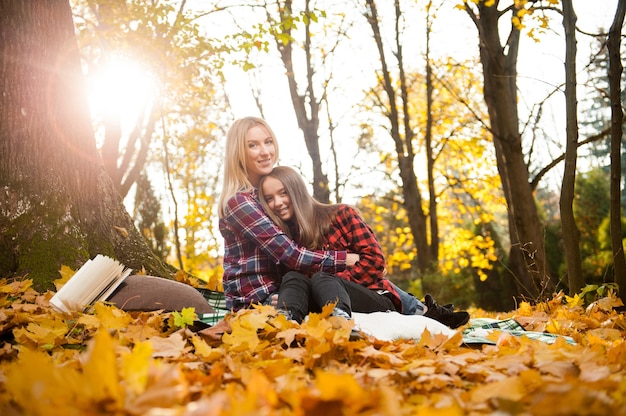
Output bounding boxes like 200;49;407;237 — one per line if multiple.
270;293;279;307
346;253;360;266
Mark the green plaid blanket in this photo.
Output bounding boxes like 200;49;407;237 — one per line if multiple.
195;288;229;326
462;317;577;345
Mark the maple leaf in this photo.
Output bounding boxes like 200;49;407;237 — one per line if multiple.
470;374;527;402
190;334;225;361
82;329;124;406
171;306;196;328
275;326;306;347
565;293;584;307
222;318;266;352
126;363;189;414
592;295;624;312
149;332;190;358
245;304;276;328
93;302;132;330
545;318;560;334
359;344;405;366
0;278;34;295
54;265;75;290
12;316;68;349
517;301;533;316
120;311;166;344
121;340;153;394
4;347;78;415
240;369;279;410
196;319;232;346
77;313;103;331
301;311;333;339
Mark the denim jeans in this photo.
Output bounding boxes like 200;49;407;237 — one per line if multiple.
393;285;425;315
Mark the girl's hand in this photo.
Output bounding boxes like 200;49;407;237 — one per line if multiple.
346;253;360;266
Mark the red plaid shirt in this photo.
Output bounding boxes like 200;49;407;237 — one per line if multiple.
322;205;401;310
220;189;347;310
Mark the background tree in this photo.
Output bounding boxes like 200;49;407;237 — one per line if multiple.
362;0;433;279
171;120;226;285
73;0;232;277
267;0;329;202
463;0;554;301
607;0;626;299
72;0;224;198
560;0;584;294
134;173;169;261
359;0;511;304
0;0;170;290
574;169;611;280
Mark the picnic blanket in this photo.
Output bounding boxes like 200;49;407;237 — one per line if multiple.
462;317;576;345
195;289;576;346
196;288;229;326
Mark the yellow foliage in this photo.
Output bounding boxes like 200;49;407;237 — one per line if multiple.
54;265;75;290
517;301;534;316
2;276;626;415
82;329;124;405
93;302;133;330
121;340;153;394
566;293;585;308
13;316;68;349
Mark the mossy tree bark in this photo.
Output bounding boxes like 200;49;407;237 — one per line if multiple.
0;0;172;291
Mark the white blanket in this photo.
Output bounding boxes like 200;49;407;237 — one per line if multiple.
352;311;456;341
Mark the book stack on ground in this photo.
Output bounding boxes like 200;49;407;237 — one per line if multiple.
50;255;132;313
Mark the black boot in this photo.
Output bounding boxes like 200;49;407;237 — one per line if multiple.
423;294;470;329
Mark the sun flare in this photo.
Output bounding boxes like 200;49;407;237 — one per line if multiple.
86;57;159;125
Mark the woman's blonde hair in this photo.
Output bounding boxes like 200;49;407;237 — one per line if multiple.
258;166;339;249
218;117;280;218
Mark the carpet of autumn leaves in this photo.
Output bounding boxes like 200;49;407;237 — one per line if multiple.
1;276;625;416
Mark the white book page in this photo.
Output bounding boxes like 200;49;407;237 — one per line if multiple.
49;255;131;313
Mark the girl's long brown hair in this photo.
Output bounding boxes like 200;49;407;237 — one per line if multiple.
258;166;339;249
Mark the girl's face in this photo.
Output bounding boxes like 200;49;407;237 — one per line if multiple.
261;176;294;222
245;126;276;186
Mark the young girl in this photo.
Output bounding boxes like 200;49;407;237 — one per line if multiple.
258;166;470;329
217;117;358;322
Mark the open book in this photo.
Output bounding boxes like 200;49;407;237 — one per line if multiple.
50;255;132;313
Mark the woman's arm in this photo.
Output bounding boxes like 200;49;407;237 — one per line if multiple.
225;192;347;274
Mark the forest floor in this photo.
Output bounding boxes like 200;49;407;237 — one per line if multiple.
0;274;625;415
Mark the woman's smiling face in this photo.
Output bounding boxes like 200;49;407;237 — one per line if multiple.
245;126;276;186
261;176;294;222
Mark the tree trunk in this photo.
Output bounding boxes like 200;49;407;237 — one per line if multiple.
560;0;585;295
608;0;626;301
0;0;171;291
273;0;330;203
364;0;434;280
424;2;439;262
466;1;554;301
